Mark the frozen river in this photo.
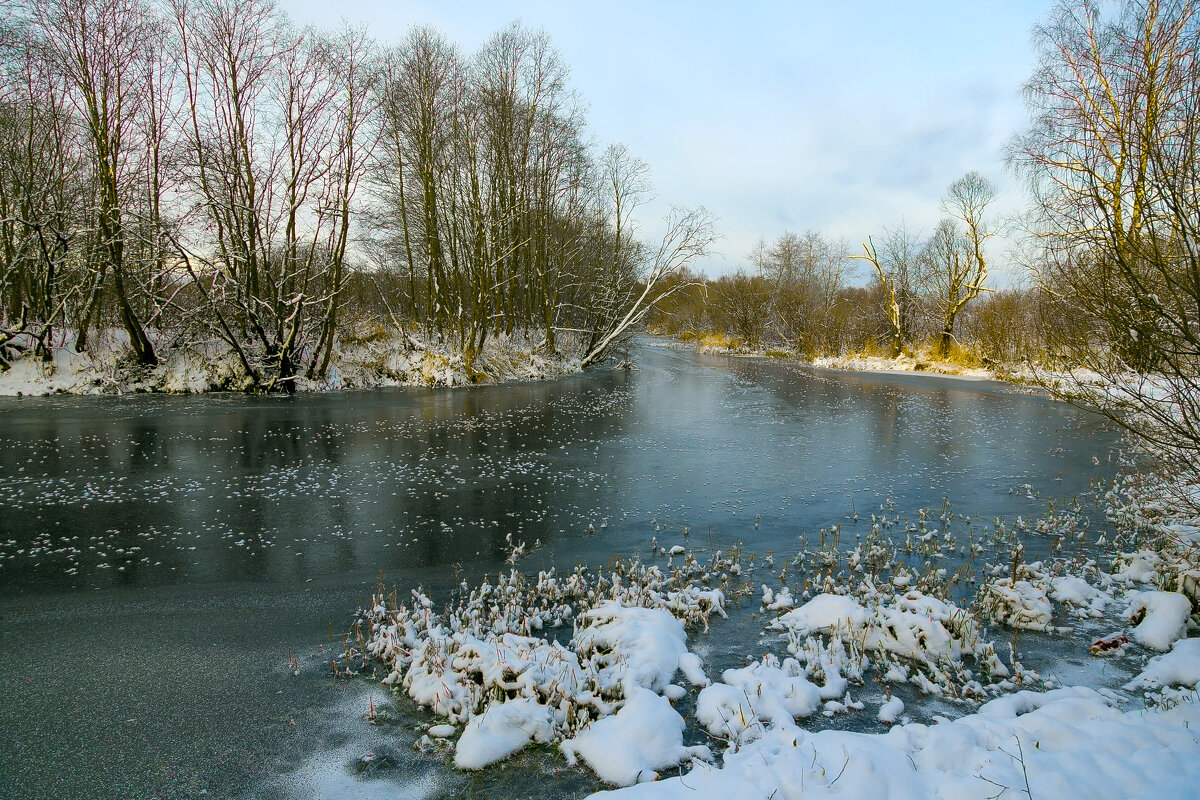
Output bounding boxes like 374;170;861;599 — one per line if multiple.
0;342;1123;799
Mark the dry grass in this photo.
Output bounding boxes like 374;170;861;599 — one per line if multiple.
679;330;746;351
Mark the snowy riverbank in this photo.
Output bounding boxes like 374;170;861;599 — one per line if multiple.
0;329;582;396
346;458;1200;797
664;333;1118;395
812;351;996;380
655;333;1010;382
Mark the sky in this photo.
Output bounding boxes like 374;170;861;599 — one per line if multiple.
281;0;1054;283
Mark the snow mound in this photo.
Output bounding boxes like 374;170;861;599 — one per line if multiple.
761;585;796;610
877;696;904;724
695;655;824;744
454;698;555;769
1113;550;1162;585
561;687;711;786
1127;591;1192;651
1051;575;1111;619
1126;637;1200;691
589;688;1200;800
574;602;698;694
773;593;870;636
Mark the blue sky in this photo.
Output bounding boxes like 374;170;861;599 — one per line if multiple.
282;0;1052;282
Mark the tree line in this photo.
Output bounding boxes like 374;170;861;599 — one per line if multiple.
651;171;1057;369
0;0;713;390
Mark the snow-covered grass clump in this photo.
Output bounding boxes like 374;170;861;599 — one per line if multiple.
695;654;829;744
977;560;1058;631
771;590;1012;700
349;550;741;785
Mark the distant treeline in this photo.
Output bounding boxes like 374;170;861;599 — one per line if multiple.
0;0;712;390
649;265;1062;370
648;174;1075;371
649;158;1152;372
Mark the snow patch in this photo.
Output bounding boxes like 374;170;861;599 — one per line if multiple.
695;655;824;744
454;699;555;769
561;687;711;786
1051;575;1111;619
1127;591;1192;651
589;688;1200;799
1126;637;1200;691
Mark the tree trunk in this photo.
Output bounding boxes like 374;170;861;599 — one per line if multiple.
938;325;954;357
112;264;157;366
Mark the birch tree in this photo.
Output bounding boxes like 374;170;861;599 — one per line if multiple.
1011;0;1200;473
854;223;922;357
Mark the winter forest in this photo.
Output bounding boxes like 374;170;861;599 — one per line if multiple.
0;0;716;391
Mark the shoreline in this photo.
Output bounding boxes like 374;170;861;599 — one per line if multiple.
652;334;1050;393
0;331;587;398
352;449;1200;798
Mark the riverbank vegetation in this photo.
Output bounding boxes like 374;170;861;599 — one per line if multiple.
0;0;713;393
647;177;1056;379
345;462;1200;793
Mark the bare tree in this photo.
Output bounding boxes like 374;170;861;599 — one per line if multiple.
580;205;717;367
924;171;996;355
0;18;88;364
33;0;161;364
713;270;771;349
855;222;923;357
170;0;375;390
759;230;848;353
306;24;379;379
1011;0;1200;475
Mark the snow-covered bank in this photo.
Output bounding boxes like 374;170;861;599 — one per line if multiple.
594;687;1200;799
347;487;1200;794
0;329;582;396
812;351;996;380
657;332;1011;383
